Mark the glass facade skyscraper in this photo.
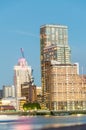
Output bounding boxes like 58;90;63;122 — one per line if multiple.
40;24;86;111
40;24;71;64
40;24;71;106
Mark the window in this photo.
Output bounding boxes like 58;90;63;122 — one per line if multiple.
45;28;50;34
52;35;55;40
52;28;55;33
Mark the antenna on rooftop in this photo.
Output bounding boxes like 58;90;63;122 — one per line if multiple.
20;48;25;58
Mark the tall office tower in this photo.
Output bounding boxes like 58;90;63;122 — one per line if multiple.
40;24;71;106
40;24;71;64
14;58;32;98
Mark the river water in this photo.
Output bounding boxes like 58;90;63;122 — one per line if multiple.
0;115;86;130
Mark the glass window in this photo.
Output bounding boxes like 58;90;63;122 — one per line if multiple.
45;28;50;34
52;28;55;33
64;29;67;35
52;35;55;40
58;28;62;35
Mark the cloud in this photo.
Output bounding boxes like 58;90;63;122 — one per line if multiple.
7;30;39;38
15;30;39;38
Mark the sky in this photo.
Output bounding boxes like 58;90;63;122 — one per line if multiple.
0;0;86;89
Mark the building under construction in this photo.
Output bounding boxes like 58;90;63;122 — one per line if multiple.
40;24;86;111
14;48;36;110
45;60;86;110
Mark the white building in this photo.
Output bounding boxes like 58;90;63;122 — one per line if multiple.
3;85;15;98
1;97;16;108
14;58;33;98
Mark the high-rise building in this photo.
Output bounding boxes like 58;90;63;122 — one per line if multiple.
40;24;71;104
40;24;86;111
14;58;32;98
40;24;71;64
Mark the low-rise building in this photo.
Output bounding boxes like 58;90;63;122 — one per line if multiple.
44;60;86;111
3;85;15;98
21;83;37;102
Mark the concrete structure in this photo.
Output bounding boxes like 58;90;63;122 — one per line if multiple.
14;56;35;110
36;87;42;105
45;60;86;110
0;90;3;99
40;24;71;104
40;24;86;111
0;97;16;109
14;58;33;98
40;24;71;64
3;85;15;98
36;87;42;96
21;83;37;102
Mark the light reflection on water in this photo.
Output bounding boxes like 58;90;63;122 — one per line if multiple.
0;115;86;130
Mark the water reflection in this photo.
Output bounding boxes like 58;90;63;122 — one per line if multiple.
12;116;43;130
1;115;86;130
14;124;33;130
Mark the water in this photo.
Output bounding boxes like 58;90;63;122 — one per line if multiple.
0;115;86;130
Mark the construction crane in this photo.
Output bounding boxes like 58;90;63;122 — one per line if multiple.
20;48;25;58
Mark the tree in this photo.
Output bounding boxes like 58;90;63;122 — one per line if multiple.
23;102;41;111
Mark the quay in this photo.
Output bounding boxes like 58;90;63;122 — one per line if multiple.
0;110;86;116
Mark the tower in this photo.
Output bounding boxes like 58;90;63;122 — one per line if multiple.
14;49;32;98
40;24;71;64
40;24;71;105
40;24;86;111
14;58;32;98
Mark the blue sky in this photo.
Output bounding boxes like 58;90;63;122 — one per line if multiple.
0;0;86;88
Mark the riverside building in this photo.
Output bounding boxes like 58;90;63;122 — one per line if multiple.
21;83;37;102
40;24;86;111
14;58;32;98
45;60;86;110
14;57;35;110
3;85;15;98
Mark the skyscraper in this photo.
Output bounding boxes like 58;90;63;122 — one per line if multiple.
14;58;32;98
40;24;86;110
40;24;71;103
40;24;71;64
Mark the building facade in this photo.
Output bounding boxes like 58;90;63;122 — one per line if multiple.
40;24;86;111
14;58;33;98
45;60;86;110
3;85;15;98
21;83;37;102
0;90;3;99
40;24;71;106
36;87;42;105
40;24;71;64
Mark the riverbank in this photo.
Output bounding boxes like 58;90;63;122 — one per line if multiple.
0;110;86;116
0;110;50;116
41;124;86;130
